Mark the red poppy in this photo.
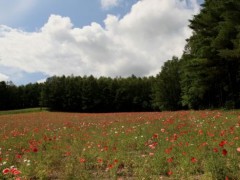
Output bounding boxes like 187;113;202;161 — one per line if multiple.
2;168;10;175
191;157;197;163
153;133;158;138
79;158;86;163
222;149;227;156
167;171;173;176
167;157;173;163
32;147;38;152
11;168;21;175
97;158;103;163
108;164;113;169
149;142;157;149
165;147;172;154
16;154;22;159
213;148;218;152
219;140;227;147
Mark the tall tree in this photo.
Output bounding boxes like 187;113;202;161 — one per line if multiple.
152;57;181;111
180;0;240;109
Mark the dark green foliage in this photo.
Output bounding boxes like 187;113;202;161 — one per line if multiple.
0;75;154;112
152;57;181;111
0;81;41;110
42;75;153;112
180;0;240;109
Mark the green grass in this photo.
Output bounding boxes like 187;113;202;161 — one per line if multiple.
0;110;239;179
0;107;48;115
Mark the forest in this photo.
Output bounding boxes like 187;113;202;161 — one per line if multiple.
0;0;240;112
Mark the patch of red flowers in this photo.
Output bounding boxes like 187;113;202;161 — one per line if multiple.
2;167;21;176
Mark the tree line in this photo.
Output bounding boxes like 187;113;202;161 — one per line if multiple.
0;75;154;112
1;0;240;112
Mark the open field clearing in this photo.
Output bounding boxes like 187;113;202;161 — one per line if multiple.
0;111;240;179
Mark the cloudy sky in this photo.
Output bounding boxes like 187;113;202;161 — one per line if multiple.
0;0;203;85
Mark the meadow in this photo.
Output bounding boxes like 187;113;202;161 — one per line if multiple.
0;110;239;179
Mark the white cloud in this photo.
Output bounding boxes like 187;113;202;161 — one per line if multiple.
37;78;47;84
0;0;200;81
101;0;120;9
0;73;9;81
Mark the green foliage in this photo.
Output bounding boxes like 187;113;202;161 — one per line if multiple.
42;75;153;112
152;56;181;111
180;0;240;109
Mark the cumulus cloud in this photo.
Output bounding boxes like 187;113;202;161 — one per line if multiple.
0;0;200;81
101;0;120;9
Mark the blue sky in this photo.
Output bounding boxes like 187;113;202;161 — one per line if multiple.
0;0;203;85
1;0;139;31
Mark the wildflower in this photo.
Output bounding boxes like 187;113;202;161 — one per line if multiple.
97;158;103;163
11;168;21;175
16;154;22;159
152;133;158;138
148;142;157;149
149;152;154;156
237;147;240;152
167;170;173;176
79;158;86;163
2;168;10;175
198;130;203;135
222;149;227;156
109;164;113;168
167;157;173;163
165;147;172;154
213;148;218;152
191;157;197;163
219;140;227;148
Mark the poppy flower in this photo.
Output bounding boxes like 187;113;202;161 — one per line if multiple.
11;168;21;175
97;158;103;163
222;149;227;156
149;142;157;149
79;158;86;163
152;133;158;138
16;154;22;159
167;157;173;163
2;168;10;175
191;157;197;163
167;171;173;176
108;164;113;169
219;140;227;147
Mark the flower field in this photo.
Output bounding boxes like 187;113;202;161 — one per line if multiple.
0;111;240;179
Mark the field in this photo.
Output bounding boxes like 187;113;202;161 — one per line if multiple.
0;111;240;179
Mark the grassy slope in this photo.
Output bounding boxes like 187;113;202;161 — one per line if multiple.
0;107;48;115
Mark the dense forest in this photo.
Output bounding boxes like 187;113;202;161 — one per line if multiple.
1;0;240;112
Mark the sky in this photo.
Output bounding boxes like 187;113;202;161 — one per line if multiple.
0;0;203;85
